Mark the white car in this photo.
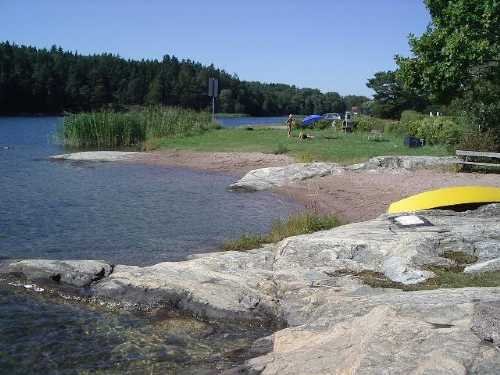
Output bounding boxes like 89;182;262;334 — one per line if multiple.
322;113;341;121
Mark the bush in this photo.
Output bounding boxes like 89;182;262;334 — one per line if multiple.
407;116;464;145
400;110;424;124
353;115;396;132
314;120;332;130
384;122;409;135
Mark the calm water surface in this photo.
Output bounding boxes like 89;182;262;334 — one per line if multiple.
0;117;300;265
0;117;300;374
216;116;287;127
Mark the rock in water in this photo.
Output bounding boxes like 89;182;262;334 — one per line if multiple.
7;259;112;287
50;151;139;162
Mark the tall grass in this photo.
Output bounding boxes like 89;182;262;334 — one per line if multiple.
222;212;339;251
62;106;215;148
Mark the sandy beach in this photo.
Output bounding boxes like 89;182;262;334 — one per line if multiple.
124;150;500;224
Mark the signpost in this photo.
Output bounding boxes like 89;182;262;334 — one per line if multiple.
208;77;219;122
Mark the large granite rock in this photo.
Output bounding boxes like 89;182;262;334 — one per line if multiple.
7;259;112;287
229;162;344;191
231;156;458;191
3;205;500;373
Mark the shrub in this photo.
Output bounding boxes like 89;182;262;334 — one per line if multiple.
354;115;396;133
384;122;409;135
407;116;464;145
400;110;424;124
314;120;332;130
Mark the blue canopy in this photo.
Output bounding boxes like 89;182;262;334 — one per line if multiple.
302;114;323;126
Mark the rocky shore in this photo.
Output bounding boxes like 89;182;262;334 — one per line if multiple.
3;204;500;374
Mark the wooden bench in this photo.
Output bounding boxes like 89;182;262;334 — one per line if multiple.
456;150;500;169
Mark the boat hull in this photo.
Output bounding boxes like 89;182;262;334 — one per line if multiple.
387;186;500;214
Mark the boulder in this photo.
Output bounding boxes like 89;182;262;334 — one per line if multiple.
7;259;112;287
229;162;343;191
230;156;458;191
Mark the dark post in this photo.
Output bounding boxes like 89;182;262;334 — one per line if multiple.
208;77;219;122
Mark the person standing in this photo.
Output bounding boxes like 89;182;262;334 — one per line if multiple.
286;114;295;137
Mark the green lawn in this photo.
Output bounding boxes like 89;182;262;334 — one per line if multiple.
148;127;451;164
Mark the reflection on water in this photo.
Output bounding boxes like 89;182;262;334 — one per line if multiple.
216;116;287;128
0;287;269;374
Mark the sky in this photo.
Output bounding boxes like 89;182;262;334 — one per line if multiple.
0;0;431;96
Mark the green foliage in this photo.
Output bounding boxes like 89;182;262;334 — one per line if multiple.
62;106;214;148
383;122;409;136
272;143;289;155
222;212;339;251
354;115;397;132
400;110;424;124
314;120;332;130
407;116;464;145
396;0;500;138
366;71;429;119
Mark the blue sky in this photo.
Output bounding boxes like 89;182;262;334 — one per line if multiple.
0;1;430;96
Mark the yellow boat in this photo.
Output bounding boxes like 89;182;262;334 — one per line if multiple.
388;186;500;214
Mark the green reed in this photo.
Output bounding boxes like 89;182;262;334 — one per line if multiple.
62;106;214;148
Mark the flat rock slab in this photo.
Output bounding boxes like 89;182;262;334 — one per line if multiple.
51;151;140;162
3;205;500;374
472;301;500;344
231;156;458;191
7;259;112;287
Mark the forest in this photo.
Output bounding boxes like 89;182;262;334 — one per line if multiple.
0;42;368;116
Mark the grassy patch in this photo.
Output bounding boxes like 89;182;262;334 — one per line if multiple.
272;143;289;155
442;251;478;269
152;127;450;163
337;265;500;291
223;212;339;251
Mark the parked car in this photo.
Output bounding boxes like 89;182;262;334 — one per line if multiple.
322;113;341;121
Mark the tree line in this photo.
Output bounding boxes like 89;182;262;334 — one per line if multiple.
0;42;368;116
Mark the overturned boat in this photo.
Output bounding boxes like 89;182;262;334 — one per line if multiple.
388;186;500;214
